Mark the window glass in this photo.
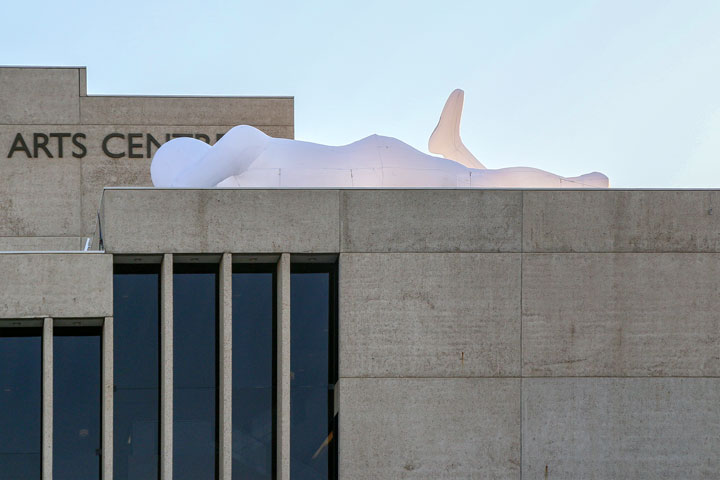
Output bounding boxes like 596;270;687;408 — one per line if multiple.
54;327;102;480
232;265;275;480
114;265;160;480
173;264;218;480
0;328;42;480
290;265;337;480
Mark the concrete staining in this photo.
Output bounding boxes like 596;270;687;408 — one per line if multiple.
95;188;720;479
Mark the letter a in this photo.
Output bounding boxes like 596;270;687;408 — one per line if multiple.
7;133;32;158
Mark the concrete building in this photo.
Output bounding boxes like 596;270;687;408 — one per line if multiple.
1;67;719;480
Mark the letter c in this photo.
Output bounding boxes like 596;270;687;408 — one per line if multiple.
102;133;126;158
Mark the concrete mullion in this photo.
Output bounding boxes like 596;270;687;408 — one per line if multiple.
42;317;52;480
277;253;291;480
102;316;113;480
161;254;173;480
219;253;232;480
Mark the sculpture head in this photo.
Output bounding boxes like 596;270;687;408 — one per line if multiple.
151;125;270;187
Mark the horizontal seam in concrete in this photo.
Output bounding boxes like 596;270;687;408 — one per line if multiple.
339;375;720;379
338;250;523;254
80;95;294;99
0;123;294;127
521;251;720;254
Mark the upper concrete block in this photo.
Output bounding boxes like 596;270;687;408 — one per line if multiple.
0;237;84;252
523;378;720;479
339;378;520;479
0;158;81;237
80;96;293;126
340;190;521;252
340;253;521;377
0;67;80;124
101;189;340;253
523;190;720;252
0;253;112;318
522;253;720;377
81;158;153;237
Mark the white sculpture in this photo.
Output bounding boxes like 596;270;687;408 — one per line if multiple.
151;90;609;188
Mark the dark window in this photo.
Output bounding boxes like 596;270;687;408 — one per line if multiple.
173;264;218;480
232;265;276;480
113;265;160;480
54;327;102;480
0;328;42;480
290;264;338;480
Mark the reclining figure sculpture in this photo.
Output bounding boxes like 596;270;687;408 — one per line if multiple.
151;89;609;188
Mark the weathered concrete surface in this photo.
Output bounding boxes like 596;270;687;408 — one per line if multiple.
81;158;153;236
276;254;290;480
523;190;720;252
160;255;173;480
218;254;232;480
523;253;720;377
523;378;720;479
0;67;80;124
101;189;340;253
340;190;521;252
0;236;84;251
340;253;520;377
0;158;81;237
80;96;294;127
0;253;112;318
339;378;520;479
42;317;52;480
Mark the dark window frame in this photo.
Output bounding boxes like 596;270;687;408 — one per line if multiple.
290;262;339;480
113;263;162;480
232;263;277;480
173;261;220;480
53;325;103;480
0;326;43;480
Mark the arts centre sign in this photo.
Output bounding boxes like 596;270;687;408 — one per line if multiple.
5;131;228;159
0;66;294;243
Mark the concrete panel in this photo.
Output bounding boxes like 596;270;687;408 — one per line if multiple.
102;317;113;480
522;254;720;377
101;189;340;253
160;255;173;480
340;253;520;377
80;96;293;126
523;190;720;252
277;254;290;480
0;236;84;251
42;317;52;480
339;378;520;479
0;253;112;318
81;158;153;236
0;158;81;237
340;190;521;253
218;254;231;480
0;67;80;124
523;378;720;479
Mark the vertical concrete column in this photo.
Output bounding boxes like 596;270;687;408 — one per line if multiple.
102;316;113;480
277;253;291;480
161;255;173;480
42;317;52;480
218;253;232;480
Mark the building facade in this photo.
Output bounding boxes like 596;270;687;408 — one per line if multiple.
1;67;719;480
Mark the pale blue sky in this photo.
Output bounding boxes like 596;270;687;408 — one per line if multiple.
2;0;719;187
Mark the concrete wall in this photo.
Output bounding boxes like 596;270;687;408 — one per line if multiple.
0;67;294;249
0;252;112;318
100;188;720;479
